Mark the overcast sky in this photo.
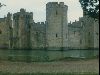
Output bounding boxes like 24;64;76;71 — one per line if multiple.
0;0;83;23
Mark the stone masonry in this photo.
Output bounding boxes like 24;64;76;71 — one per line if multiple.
46;2;68;50
0;2;99;50
0;13;12;48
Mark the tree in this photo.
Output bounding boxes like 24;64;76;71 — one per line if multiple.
79;0;99;19
0;3;6;8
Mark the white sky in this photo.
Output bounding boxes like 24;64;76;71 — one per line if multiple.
0;0;83;23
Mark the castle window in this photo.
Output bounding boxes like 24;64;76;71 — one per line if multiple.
74;31;76;35
36;32;39;41
80;39;82;44
81;21;83;27
56;10;58;15
56;34;58;37
66;34;67;39
89;32;90;35
88;39;91;44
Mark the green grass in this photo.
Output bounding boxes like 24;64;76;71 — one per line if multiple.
0;56;98;63
49;56;99;62
0;71;99;75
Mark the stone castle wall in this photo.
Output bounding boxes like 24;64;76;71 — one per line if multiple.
68;16;99;49
68;21;82;49
94;20;99;48
0;13;12;48
0;18;8;48
31;22;46;49
0;2;99;49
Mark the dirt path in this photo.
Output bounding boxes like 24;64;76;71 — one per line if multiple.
0;59;99;73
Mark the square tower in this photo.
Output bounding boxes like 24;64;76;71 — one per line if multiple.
46;2;68;50
13;9;33;49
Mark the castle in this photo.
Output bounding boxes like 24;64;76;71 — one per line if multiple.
0;2;99;50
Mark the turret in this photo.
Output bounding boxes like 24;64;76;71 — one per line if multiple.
20;8;26;13
13;9;33;49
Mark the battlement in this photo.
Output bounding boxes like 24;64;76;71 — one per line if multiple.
68;21;72;25
59;2;64;6
20;8;26;13
7;12;11;16
68;19;84;28
13;9;33;20
46;2;68;8
14;8;33;15
47;2;58;5
36;22;45;25
79;17;83;21
7;12;12;19
30;12;33;16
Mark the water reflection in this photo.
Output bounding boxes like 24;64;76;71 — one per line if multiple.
0;49;99;62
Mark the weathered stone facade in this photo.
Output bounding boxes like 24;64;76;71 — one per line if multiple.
46;2;68;50
0;2;99;50
68;20;82;49
30;22;46;49
0;13;12;48
13;9;33;49
68;16;99;49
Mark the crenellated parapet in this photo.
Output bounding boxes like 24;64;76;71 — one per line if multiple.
36;22;45;26
31;21;46;33
46;2;68;8
13;8;33;21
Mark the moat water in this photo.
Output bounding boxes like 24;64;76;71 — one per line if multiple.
0;49;99;62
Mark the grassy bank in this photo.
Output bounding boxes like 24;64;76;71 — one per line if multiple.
0;71;99;75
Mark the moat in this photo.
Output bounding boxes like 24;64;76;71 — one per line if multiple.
0;49;99;62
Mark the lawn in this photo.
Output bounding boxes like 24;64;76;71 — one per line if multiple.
0;71;99;75
0;59;99;75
